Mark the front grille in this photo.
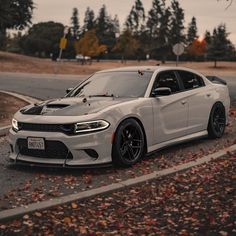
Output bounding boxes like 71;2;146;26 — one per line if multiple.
18;123;74;135
17;139;73;159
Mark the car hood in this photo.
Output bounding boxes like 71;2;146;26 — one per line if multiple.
20;97;136;116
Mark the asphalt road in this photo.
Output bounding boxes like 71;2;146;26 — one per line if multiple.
0;72;235;104
0;72;86;100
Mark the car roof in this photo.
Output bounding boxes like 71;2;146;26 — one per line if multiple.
96;66;202;75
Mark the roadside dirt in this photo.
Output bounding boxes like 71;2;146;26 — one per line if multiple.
0;92;28;127
0;51;236;77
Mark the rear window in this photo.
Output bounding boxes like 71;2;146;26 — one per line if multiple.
178;70;205;90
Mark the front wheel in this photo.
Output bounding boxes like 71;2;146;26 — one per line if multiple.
207;102;226;138
112;119;145;167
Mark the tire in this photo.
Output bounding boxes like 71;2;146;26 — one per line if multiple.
207;102;226;138
112;119;145;167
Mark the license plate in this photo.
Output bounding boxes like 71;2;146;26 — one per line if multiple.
27;137;45;150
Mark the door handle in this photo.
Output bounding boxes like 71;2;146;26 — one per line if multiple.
181;100;187;105
207;93;211;97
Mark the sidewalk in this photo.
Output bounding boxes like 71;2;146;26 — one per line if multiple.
0;152;235;235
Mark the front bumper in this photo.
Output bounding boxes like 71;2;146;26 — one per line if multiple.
8;127;113;167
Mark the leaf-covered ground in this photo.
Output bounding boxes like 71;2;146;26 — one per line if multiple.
0;109;236;211
0;152;235;235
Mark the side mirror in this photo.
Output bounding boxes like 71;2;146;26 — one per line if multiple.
152;87;171;97
66;88;74;94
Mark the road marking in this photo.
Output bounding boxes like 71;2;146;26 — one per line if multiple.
0;144;236;222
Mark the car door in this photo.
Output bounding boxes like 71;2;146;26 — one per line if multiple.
177;70;214;134
151;70;188;144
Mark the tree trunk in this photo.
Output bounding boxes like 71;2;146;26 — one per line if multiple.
0;28;7;50
214;60;217;68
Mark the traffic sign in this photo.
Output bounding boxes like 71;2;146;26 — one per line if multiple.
59;37;67;49
173;43;184;56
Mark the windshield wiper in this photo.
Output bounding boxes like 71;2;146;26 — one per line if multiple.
89;94;118;98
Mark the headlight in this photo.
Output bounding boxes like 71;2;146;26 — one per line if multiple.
74;120;110;134
12;118;19;132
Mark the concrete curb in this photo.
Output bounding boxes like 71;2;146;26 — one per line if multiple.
0;126;11;137
0;91;41;137
0;144;236;222
0;90;41;104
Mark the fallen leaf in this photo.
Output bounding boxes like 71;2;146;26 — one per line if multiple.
64;217;72;224
71;203;78;209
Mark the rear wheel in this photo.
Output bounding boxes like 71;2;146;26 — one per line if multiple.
112;119;145;167
208;102;226;138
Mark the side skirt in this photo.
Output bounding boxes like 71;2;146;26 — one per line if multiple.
148;130;208;154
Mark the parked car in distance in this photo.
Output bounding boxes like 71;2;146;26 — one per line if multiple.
9;66;230;168
76;54;92;65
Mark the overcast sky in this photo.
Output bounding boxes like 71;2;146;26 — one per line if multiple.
32;0;236;44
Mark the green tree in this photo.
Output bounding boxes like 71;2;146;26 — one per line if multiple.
146;0;166;38
125;0;145;35
112;15;120;35
5;32;24;53
204;30;212;45
207;24;234;67
158;7;171;46
169;0;185;45
95;5;117;52
71;8;80;39
82;7;95;33
146;0;171;61
187;16;198;45
0;0;34;49
20;21;64;57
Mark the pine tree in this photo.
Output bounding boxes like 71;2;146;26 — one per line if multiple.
112;15;120;35
204;30;211;45
71;8;80;39
146;0;170;61
96;5;117;51
207;24;234;67
158;7;171;46
187;16;198;45
125;0;145;35
146;0;166;38
169;0;185;45
83;7;95;32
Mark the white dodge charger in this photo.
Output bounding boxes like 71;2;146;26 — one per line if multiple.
9;66;230;167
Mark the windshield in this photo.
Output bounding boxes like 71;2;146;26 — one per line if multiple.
67;71;153;98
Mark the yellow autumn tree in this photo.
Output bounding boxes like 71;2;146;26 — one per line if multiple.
74;29;107;57
112;29;139;61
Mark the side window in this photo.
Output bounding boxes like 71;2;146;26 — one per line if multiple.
178;70;205;90
196;74;205;87
153;71;180;93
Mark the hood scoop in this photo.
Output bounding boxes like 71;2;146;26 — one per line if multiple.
41;104;70;114
46;104;69;109
21;102;70;115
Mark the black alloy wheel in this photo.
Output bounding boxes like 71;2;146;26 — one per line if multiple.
112;119;145;167
208;102;226;138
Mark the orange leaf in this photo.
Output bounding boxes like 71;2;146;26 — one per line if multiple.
71;203;78;209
